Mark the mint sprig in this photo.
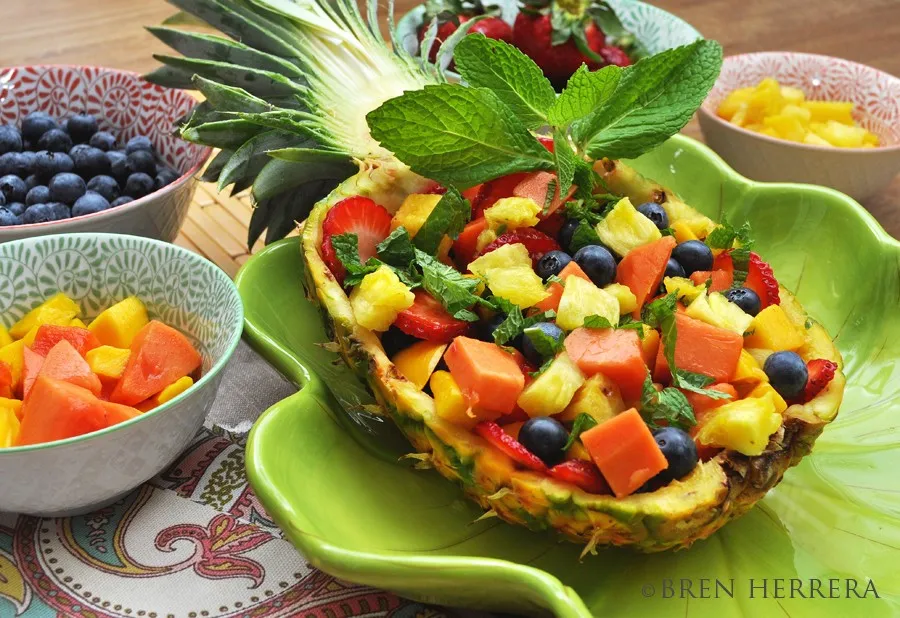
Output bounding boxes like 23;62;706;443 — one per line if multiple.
562;412;599;451
331;233;382;286
414;186;471;255
548;64;621;128
377;227;417;267
639;375;696;430
416;249;482;321
523;324;565;357
490;297;556;345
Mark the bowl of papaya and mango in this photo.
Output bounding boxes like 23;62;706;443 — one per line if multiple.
0;233;243;517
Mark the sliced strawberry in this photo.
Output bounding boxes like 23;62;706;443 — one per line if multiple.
321;196;393;285
536;210;566;238
453;218;489;268
472;172;529;219
480;228;561;266
549;460;610;494
802;359;837;402
536;135;555;152
476;421;547;472
394;290;471;343
713;250;780;308
600;46;632;67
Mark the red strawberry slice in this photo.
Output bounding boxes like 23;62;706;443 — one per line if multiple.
469;16;513;42
549;460;610;494
536;210;566;238
321;196;393;285
599;45;632;67
536;135;555;152
802;359;837;402
475;421;547;472
480;228;561;266
394;290;471;343
471;172;529;219
713;250;780;308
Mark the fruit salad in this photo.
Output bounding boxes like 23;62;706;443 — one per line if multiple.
0;294;202;448
716;77;880;148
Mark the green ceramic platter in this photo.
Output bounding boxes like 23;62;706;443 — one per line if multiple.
238;134;900;617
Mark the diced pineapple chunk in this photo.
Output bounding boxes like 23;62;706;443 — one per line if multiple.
10;292;80;339
780;86;806;105
349;266;415;331
717;87;755;120
0;324;11;349
483;197;541;230
803;132;831;147
803;101;854;124
780;104;811;124
467;243;531;276
391;194;441;236
393;340;448;390
430;370;476;429
694;395;783;456
744;305;805;351
747;381;787;414
557;276;620;331
558;373;625;423
595;197;662;256
475;229;497;254
484;266;549;308
604;283;637;315
763;114;806;142
517;352;585;417
732;349;768;385
69;318;88;329
811;120;868;148
746;347;773;369
685;292;754;335
88;296;149;348
664;276;704;303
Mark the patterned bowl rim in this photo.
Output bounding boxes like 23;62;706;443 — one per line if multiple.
698;52;900;154
0;64;212;230
0;232;244;455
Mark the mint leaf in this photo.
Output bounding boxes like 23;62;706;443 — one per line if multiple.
583;315;614;329
573;39;723;160
416;249;482;321
705;224;738;249
332;233;382;285
453;34;556;130
377;227;416;268
640;375;696;430
553;130;581;197
548;64;622;128
569;219;602;253
491;297;556;345
530;356;554;378
523;324;565;357
585;314;646;338
617;316;647;339
414;186;471;255
367;84;554;188
562;412;599;451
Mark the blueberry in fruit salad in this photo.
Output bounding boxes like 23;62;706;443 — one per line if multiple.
535;250;572;281
25;185;51;206
72;191;111;217
124;172;155;198
125;135;154;155
107;150;130;183
5;202;25;217
763;351;808;400
48;172;87;205
86;175;120;202
574;244;617;287
521;322;565;366
21;111;57;144
71;146;111;178
0;207;20;226
636;202;669;230
66;113;98;144
518;417;569;467
664;257;685;279
22;202;70;224
127;149;157;176
650;427;698;484
0;125;23;154
671;239;713;275
89;131;117;151
155;167;179;189
724;287;761;316
557;218;581;252
34;151;74;181
0;175;28;204
37;128;73;153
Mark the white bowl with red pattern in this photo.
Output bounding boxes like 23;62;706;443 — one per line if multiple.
698;52;900;202
0;65;210;242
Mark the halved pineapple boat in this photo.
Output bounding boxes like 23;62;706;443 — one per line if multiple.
301;160;845;553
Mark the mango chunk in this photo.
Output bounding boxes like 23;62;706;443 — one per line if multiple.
0;339;26;393
86;346;132;381
0;406;19;448
157;376;194;405
744;305;805;351
0;324;12;349
88;297;149;348
10;293;80;339
0;397;23;422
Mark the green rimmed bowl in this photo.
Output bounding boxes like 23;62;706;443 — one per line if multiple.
239;134;900;617
0;233;243;517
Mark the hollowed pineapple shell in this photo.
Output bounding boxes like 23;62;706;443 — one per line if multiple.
300;163;844;553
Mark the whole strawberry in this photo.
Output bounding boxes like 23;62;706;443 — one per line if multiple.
417;0;513;65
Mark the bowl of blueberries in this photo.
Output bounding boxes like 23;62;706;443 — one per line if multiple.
0;65;210;241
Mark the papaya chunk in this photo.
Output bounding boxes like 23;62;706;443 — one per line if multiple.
655;314;744;383
38;340;102;396
0;361;12;399
16;377;107;446
564;327;648;401
21;347;44;399
111;321;202;406
444;336;525;418
615;236;677;315
533;261;591;313
683;383;738;415
689;269;733;292
102;401;142;427
30;325;101;357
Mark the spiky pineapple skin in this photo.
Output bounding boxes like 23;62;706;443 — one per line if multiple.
301;163;844;553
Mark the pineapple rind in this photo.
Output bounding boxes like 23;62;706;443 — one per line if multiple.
302;163;844;553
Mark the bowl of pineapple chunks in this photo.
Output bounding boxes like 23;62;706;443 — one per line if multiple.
698;52;900;201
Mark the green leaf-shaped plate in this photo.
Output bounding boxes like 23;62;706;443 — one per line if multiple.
238;134;900;617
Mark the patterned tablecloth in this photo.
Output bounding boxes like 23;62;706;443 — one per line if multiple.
0;341;466;618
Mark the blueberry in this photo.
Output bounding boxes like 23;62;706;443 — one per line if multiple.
48;172;87;205
518;417;569;467
19;151;36;176
127;149;157;176
664;257;686;279
71;146;110;179
5;202;25;216
110;196;133;208
636;202;669;230
521;322;565;366
108;150;130;184
37;128;73;153
124;172;155;198
558;218;581;252
0;175;27;204
0;207;20;226
86;175;120;202
478;313;509;343
89;131;117;151
26;185;51;206
125;135;154;155
34;151;74;181
22;202;71;224
535;250;572;282
671;240;713;275
21;111;58;143
380;325;420;358
0;125;23;154
650;427;698;485
0;192;4;207
723;287;761;317
573;244;617;287
24;174;39;191
66;113;98;144
0;152;30;177
155;167;179;189
763;351;808;400
72;191;111;217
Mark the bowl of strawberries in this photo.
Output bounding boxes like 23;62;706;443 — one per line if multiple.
397;0;701;88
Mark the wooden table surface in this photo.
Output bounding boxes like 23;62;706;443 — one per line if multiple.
2;0;898;270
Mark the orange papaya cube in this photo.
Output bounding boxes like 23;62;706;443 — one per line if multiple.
102;401;142;427
615;236;677;315
580;408;669;498
683;382;738;415
444;336;525;418
689;269;734;292
513;171;575;216
564;327;648;401
533;261;592;313
110;321;202;406
0;360;12;399
16;377;107;446
655;314;744;383
453;218;489;268
37;340;102;396
31;325;101;357
21;347;44;399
